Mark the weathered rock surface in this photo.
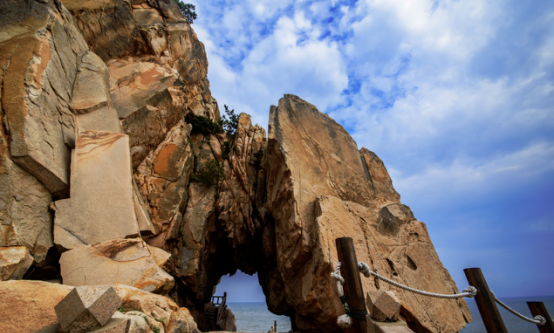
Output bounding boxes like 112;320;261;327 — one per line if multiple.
73;51;122;133
217;114;267;248
135;120;194;241
62;0;219;169
0;280;200;333
60;239;174;294
0;155;53;265
53;130;140;251
219;308;238;332
0;0;88;198
367;290;402;322
368;319;415;333
0;246;33;280
88;318;129;333
113;284;201;333
0;280;73;333
265;95;470;332
55;285;122;333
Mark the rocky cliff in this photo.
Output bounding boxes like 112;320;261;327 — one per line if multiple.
0;1;470;333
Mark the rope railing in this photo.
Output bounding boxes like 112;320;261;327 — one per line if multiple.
357;262;478;299
330;261;548;329
491;292;546;326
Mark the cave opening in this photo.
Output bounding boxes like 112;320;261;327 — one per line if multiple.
216;271;292;332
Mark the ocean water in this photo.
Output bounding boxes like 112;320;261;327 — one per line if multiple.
228;296;554;332
227;303;292;332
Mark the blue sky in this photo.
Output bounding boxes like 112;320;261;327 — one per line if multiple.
192;0;554;301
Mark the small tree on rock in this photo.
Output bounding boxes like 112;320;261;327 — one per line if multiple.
175;1;197;23
219;105;239;137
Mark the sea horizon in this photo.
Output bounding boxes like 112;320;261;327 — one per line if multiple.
227;295;554;333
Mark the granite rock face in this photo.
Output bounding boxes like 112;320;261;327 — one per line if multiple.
135;119;194;242
0;155;53;265
61;0;218;169
0;0;88;198
264;95;470;332
60;239;174;295
53;131;140;251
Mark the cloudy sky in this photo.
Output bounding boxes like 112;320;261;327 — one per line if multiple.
192;0;554;301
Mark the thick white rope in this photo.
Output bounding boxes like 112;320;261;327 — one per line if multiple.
330;262;353;328
331;262;345;297
491;292;546;326
357;262;477;299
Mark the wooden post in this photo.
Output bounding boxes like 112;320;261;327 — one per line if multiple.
464;268;508;333
336;237;368;333
275;320;277;332
528;302;554;333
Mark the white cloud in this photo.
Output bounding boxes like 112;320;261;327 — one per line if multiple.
389;142;554;210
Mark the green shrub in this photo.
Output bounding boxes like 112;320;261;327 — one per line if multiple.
192;158;224;186
186;116;223;136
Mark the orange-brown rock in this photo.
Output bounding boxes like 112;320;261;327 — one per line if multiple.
265;95;470;332
135;120;194;241
61;0;219;169
0;280;73;333
60;239;174;295
0;280;200;333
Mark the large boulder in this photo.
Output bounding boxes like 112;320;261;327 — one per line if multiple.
60;238;174;294
53;130;140;251
0;280;73;333
55;285;122;333
73;51;121;133
265;95;470;333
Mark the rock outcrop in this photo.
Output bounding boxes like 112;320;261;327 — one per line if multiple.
0;1;469;332
262;95;470;332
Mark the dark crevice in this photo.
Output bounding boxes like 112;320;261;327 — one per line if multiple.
406;255;417;271
386;258;398;277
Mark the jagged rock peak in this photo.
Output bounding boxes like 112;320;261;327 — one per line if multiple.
264;94;470;332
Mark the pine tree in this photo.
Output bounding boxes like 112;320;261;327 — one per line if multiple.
175;1;197;23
